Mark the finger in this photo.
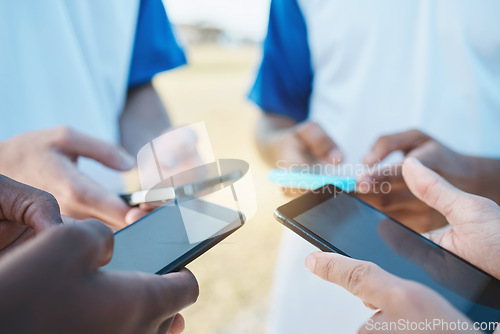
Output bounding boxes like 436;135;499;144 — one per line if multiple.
0;175;62;231
125;207;150;225
57;220;114;270
53;127;135;171
145;269;199;319
358;311;385;334
61;215;79;225
281;186;309;198
363;129;430;166
357;165;405;194
153;127;198;169
295;122;344;164
0;224;34;254
158;317;175;334
167;314;185;334
402;157;466;223
61;167;130;229
363;301;379;311
305;252;401;308
356;187;423;214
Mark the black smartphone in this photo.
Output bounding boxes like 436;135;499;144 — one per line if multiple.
275;184;500;328
103;198;244;274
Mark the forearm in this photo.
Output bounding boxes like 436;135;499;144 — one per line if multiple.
119;82;171;156
255;113;297;166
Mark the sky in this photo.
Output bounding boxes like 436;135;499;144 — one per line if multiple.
163;0;271;41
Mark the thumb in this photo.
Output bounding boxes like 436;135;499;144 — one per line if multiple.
54;127;135;171
402;157;464;222
305;252;400;309
62;220;114;269
0;175;62;232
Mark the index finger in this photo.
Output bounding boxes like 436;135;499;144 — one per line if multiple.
356;164;405;194
305;252;402;308
0;175;62;232
53;127;135;171
64;167;130;229
363;129;430;166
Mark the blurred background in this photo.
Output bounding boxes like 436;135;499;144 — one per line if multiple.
153;1;287;333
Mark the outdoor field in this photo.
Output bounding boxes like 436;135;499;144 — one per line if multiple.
153;44;287;334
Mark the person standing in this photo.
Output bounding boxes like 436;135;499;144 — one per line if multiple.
250;0;500;332
0;0;188;228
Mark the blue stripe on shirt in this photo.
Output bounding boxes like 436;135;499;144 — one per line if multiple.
249;0;313;122
128;0;186;88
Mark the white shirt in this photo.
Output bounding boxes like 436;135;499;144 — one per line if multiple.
251;1;500;333
0;0;140;191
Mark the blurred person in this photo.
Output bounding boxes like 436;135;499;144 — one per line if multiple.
0;0;193;229
0;174;199;334
249;0;500;332
306;157;500;334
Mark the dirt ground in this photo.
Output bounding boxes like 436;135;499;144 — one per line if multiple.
152;44;287;334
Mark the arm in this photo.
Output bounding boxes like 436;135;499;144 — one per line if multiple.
121;0;185;156
252;0;343;169
255;113;297;166
256;114;343;167
119;82;171;157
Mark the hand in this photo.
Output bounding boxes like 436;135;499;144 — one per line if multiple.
137;126;204;191
259;116;343;167
126;126;206;223
305;252;478;334
0;220;199;334
0;175;62;255
403;157;500;279
257;115;343;197
305;158;500;333
0;127;136;229
357;129;480;232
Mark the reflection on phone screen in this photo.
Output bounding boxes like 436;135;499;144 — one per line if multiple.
290;190;500;324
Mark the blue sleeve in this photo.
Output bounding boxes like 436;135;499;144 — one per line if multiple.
248;0;313;123
128;0;186;88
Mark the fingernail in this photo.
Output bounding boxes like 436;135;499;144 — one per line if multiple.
363;153;377;165
305;254;316;272
327;149;343;164
120;151;136;170
356;175;372;193
405;157;422;166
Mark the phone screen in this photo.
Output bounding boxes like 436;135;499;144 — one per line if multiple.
277;185;500;325
104;198;244;274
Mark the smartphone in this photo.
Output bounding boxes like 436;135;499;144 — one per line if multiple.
275;184;500;328
103;198;244;274
268;169;356;192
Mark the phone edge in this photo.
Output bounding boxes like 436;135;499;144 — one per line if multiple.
274;209;348;256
